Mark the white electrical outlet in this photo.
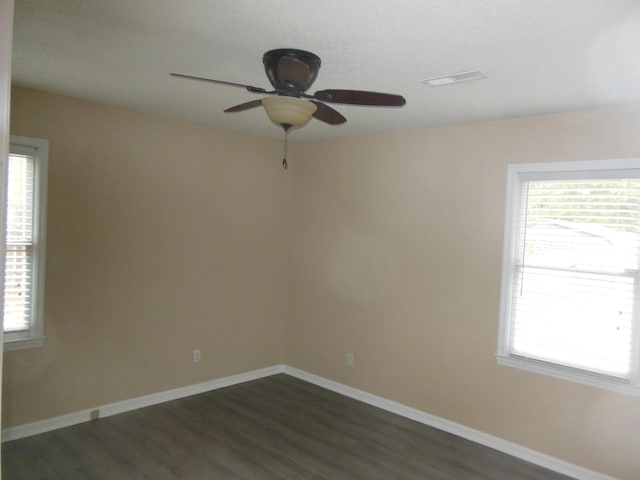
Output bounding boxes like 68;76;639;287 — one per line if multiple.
346;352;354;367
193;349;201;363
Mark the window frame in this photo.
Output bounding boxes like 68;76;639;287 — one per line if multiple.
3;135;48;351
497;158;640;396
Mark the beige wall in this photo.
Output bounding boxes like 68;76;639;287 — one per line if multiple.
5;85;640;479
4;86;290;426
287;106;640;480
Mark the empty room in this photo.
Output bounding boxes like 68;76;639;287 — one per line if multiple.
0;1;639;479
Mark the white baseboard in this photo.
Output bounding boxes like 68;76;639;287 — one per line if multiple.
1;364;285;442
283;366;617;480
2;364;617;480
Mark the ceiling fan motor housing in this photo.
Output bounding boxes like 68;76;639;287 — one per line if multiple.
263;49;321;94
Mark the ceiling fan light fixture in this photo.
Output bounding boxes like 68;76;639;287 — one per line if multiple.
262;96;317;129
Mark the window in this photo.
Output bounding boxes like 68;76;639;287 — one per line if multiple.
3;135;48;350
498;159;640;395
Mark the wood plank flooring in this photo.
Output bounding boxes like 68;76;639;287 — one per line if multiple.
2;374;575;479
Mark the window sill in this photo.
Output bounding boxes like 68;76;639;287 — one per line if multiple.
3;336;45;352
496;353;640;397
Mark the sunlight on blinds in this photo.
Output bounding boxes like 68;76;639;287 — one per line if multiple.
511;179;640;378
4;153;35;332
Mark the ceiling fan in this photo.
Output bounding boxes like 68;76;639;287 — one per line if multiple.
171;48;406;128
170;48;406;167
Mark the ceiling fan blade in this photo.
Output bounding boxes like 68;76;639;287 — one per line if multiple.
170;73;268;93
276;56;311;90
314;89;406;107
311;101;347;125
224;99;263;113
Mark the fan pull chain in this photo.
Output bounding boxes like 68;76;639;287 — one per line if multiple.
282;128;289;170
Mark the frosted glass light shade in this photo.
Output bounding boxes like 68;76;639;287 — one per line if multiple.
262;96;317;129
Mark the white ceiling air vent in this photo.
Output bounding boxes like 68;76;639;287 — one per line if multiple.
421;70;486;87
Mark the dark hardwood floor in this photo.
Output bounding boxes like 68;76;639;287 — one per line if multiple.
2;374;574;479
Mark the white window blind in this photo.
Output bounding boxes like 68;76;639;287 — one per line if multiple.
3;135;48;350
5;151;35;332
498;160;640;395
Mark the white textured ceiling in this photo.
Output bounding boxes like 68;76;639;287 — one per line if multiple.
11;0;640;142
